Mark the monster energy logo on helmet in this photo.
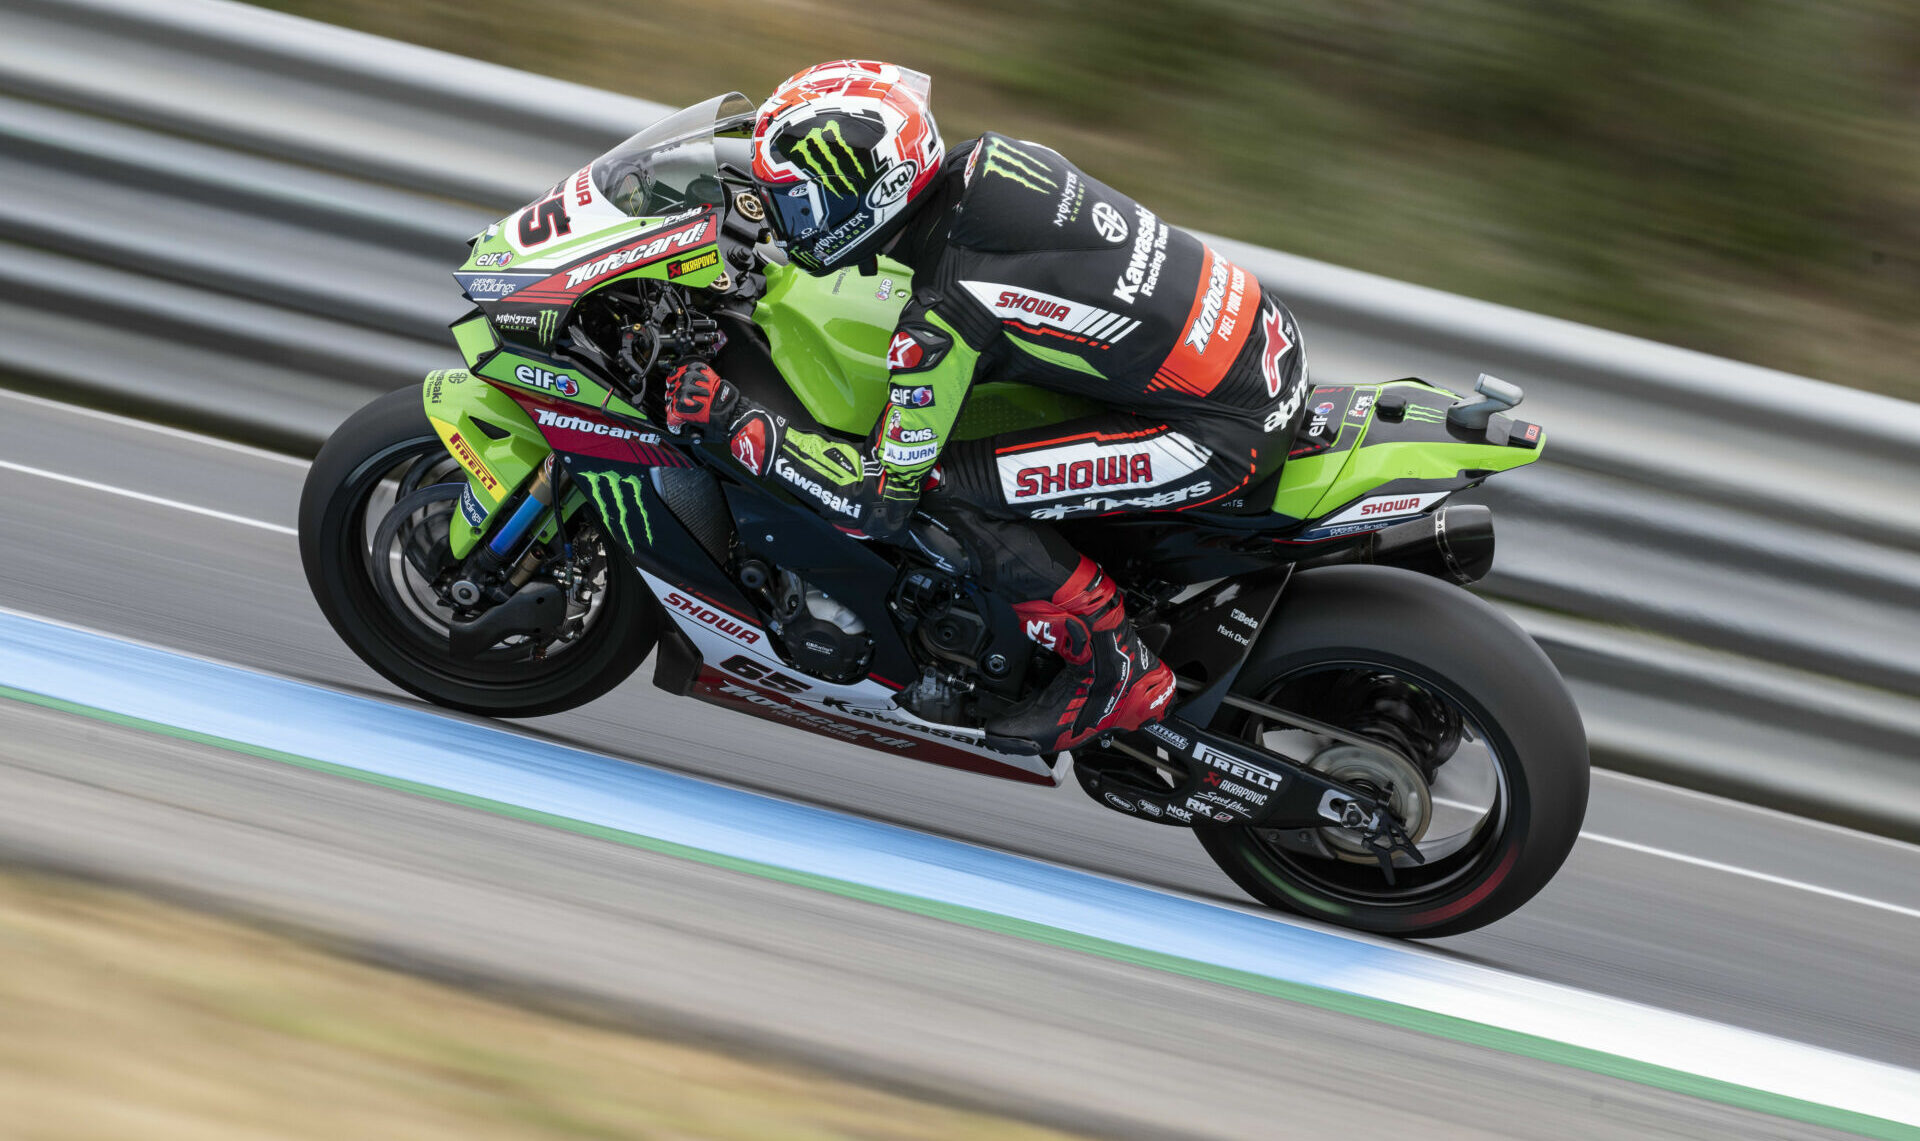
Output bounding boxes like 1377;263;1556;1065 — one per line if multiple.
978;137;1056;193
575;470;653;548
788;119;869;197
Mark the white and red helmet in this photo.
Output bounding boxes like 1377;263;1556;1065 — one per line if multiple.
752;60;944;273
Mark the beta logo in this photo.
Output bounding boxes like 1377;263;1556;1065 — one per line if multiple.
514;364;579;397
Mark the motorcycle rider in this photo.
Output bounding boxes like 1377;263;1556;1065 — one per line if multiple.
663;60;1309;755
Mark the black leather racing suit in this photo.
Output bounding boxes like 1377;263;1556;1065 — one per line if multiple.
737;132;1310;602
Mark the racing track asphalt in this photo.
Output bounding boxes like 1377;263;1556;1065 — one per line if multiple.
0;390;1916;1135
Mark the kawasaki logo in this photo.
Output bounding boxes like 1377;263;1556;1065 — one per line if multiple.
1111;203;1163;304
790;120;867;196
774;457;862;518
575;470;653;548
977;137;1056;193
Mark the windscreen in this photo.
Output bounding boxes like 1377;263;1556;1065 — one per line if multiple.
592;92;758;219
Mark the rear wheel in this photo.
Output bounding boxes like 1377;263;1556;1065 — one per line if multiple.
298;386;658;717
1195;565;1588;937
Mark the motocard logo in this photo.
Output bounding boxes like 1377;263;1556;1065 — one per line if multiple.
515;364;579;397
562;220;711;289
998;433;1211;504
533;407;642;439
866;159;919;209
664;591;761;646
959;281;1140;345
1184;255;1248;356
1319;491;1450;527
1259;304;1294;398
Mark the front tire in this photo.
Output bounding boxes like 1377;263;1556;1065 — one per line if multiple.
1196;565;1588;937
299;386;659;717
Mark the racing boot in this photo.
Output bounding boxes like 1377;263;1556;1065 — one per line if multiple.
984;557;1177;755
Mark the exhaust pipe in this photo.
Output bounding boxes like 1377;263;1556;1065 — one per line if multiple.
1299;504;1495;585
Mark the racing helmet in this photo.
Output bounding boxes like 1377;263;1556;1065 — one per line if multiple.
751;60;945;274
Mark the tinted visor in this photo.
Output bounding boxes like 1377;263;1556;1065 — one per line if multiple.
761;180;874;272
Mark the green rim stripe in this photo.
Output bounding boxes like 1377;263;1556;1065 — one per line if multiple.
2;682;1911;1140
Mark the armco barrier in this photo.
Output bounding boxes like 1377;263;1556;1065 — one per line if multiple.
3;0;1916;835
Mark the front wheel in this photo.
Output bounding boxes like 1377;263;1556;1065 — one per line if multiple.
1195;565;1588;938
299;386;659;717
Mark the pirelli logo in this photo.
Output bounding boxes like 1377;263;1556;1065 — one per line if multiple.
446;430;500;494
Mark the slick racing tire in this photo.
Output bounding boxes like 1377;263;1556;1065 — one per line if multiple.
299;386;659;717
1196;564;1588;938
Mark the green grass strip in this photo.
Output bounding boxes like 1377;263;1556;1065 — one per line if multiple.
4;682;1914;1140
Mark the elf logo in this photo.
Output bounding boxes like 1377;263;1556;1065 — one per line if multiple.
515;364;579;397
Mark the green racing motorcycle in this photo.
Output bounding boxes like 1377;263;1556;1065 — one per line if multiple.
299;93;1589;937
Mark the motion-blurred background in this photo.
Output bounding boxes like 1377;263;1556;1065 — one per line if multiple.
259;0;1920;398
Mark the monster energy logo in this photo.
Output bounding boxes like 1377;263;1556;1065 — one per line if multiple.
1402;405;1446;423
537;309;558;345
790;120;867;196
978;137;1056;193
576;470;653;548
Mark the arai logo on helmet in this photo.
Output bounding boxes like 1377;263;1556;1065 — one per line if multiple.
865;159;919;210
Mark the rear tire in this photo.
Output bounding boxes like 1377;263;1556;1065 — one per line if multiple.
1195;565;1588;937
299;386;658;717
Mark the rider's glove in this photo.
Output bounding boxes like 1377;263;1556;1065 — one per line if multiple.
663;362;738;435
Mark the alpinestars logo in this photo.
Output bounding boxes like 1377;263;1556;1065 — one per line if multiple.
575;470;653;548
790;120;867;196
976;137;1056;193
1259;304;1294;398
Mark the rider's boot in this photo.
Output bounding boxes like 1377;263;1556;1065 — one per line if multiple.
984;556;1177;754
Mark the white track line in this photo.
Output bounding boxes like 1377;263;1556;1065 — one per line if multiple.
0;387;311;468
6;439;1919;923
0;460;296;535
1580;832;1920;920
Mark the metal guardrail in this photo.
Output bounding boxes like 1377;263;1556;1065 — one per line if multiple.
4;0;1917;836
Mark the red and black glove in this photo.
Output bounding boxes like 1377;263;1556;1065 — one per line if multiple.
663;362;737;435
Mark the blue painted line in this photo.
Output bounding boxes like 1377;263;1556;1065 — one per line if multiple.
0;609;1401;990
2;607;1917;1130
